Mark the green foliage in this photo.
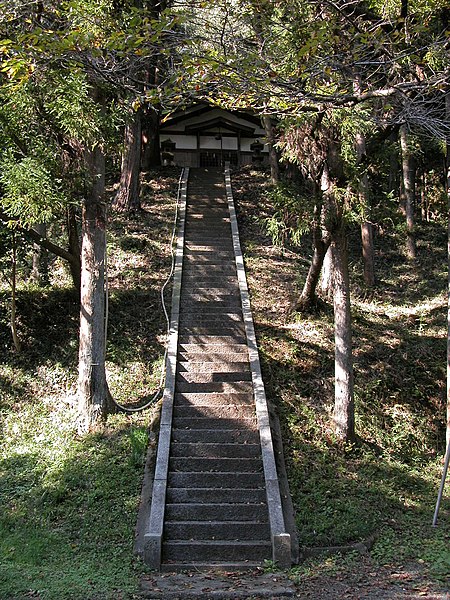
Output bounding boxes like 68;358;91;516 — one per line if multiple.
0;155;66;227
262;182;313;248
44;71;104;144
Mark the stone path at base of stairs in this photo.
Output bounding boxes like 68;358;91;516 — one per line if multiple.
140;570;296;599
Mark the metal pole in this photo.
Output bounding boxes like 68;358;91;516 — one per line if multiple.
432;440;450;527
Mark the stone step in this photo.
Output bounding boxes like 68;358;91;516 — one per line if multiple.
175;381;254;394
184;244;234;252
166;486;266;504
179;303;243;313
177;351;249;363
179;328;246;340
178;335;247;346
164;520;270;541
180;287;240;295
178;343;248;354
180;276;238;287
181;286;240;296
179;320;244;331
181;286;239;300
174;392;253;406
169;456;263;472
184;251;235;260
176;372;252;385
182;267;237;277
178;361;249;374
165;503;268;522
185;236;233;243
180;312;242;322
170;442;261;458
186;201;227;207
178;320;245;331
167;471;264;489
180;291;239;301
162;540;271;562
173;404;255;419
185;226;229;232
180;296;240;304
185;212;229;219
171;428;259;444
185;222;231;229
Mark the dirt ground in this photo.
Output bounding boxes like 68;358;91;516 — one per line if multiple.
140;556;449;599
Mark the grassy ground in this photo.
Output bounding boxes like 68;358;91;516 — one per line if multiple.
232;166;450;596
1;165;449;599
0;168;181;600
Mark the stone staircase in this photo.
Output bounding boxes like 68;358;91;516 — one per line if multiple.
144;167;291;571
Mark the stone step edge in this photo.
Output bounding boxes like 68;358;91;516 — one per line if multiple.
143;167;190;570
224;167;291;569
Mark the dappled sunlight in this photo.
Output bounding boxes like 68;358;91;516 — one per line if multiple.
231;166;449;582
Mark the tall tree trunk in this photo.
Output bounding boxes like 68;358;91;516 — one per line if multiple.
78;143;116;432
295;192;331;311
296;231;330;312
262;113;279;184
320;247;334;299
353;75;375;288
10;232;21;353
30;222;49;286
141;106;161;171
399;124;416;260
361;221;375;287
446;92;450;447
66;205;81;292
388;129;399;199
114;111;142;212
355;131;375;287
321;158;355;442
320;166;334;299
331;227;355;443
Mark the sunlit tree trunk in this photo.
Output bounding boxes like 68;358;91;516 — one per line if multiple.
321;160;355;442
114;111;142;212
320;247;334;299
331;226;355;443
78;143;116;432
295;187;331;311
400;124;416;260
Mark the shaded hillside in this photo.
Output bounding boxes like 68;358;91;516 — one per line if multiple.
232;165;449;592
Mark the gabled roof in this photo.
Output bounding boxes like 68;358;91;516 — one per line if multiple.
184;116;255;135
160;103;263;132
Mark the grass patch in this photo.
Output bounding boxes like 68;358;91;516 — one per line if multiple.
0;168;180;599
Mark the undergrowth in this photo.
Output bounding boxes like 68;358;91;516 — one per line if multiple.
232;166;449;591
0;168;180;600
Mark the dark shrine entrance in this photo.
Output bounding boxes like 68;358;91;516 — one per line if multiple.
199;150;239;168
